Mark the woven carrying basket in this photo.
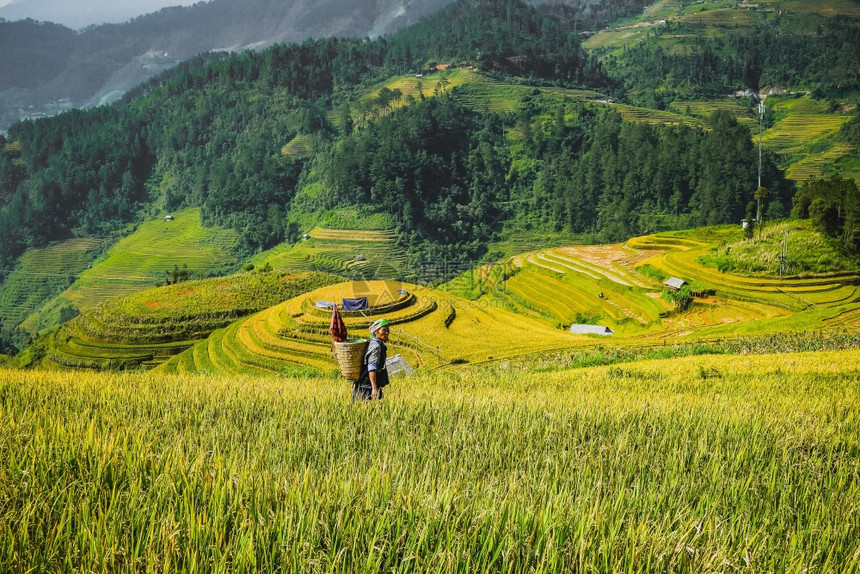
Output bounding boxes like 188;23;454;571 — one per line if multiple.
333;339;368;381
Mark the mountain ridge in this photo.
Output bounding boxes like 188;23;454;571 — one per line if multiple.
0;0;644;132
0;0;456;131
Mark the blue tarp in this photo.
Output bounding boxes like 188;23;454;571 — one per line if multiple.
342;297;369;311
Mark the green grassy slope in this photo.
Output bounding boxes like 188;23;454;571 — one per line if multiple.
60;208;241;311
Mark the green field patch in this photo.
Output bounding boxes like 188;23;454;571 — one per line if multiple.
668;99;756;126
583;27;654;51
766;0;860;18
281;134;315;157
0;237;107;341
316;208;397;231
676;8;758;27
308;227;396;242
253;226;408;279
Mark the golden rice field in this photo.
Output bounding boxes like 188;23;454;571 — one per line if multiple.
35;272;341;371
2;347;859;572
444;226;860;342
158;280;575;376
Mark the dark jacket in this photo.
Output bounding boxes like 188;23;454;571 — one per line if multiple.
357;336;389;390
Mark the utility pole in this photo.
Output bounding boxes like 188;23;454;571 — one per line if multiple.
758;98;764;191
756;97;765;240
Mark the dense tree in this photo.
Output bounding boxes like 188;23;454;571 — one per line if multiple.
603;16;860;104
792;175;860;251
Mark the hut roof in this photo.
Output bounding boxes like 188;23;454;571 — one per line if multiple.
664;277;687;290
569;324;614;336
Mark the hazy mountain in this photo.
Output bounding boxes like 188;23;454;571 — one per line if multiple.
0;0;201;30
0;0;456;131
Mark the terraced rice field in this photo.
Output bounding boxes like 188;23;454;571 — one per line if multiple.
372;68;475;102
44;329;191;371
676;8;758;27
762;110;848;152
760;97;853;183
38;272;341;371
362;68;604;118
61;209;240;310
447;229;857;342
500;254;667;332
257;227;408;279
786;141;855;183
611;103;692;126
452;78;540;114
158;280;575;376
34;226;860;375
0;237;107;335
668;99;755;126
638;234;860;311
281;134;315;157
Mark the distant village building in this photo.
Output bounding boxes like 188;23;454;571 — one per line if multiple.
164;214;174;221
664;277;687;291
302;233;310;240
569;324;614;336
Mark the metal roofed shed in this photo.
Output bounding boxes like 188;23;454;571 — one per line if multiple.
569;324;614;336
664;277;687;291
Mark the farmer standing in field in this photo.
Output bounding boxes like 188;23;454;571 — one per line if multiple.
354;318;390;401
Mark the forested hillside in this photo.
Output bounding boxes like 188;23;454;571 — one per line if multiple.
0;0;858;353
600;11;860;107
